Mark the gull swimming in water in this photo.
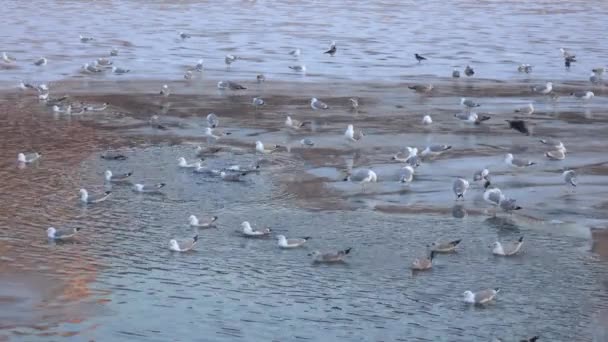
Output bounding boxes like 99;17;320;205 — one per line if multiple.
207;113;219;128
452;69;460;78
47;227;81;240
225;54;238;66
34;57;47;66
289;48;301;57
160;84;170;97
349;98;359;112
517;64;533;73
288;65;306;73
189;215;218;228
408;84;433;93
414;53;427;63
492;237;524;256
52;104;73;115
309;248;351;263
132;183;166;193
344;169;377;183
17;152;41;164
169;235;198;252
453;178;470;200
311;97;329;110
454;112;490;124
179;31;191;39
563;170;577;187
241;221;271;237
506;120;530;135
79;35;94;42
256;141;278;154
429;239;461;253
345;124;364;142
277;235;311;248
252;97;265;108
514;103;534;115
545;149;566;160
83;103;108;112
570;91;594;100
112;66;130;74
531;82;552;94
100;151;127;160
300;138;315;147
104;170;133;183
464;65;475;76
217;80;246;90
411;251;435;271
285;116;310;129
505;153;535;168
79;189;111;204
324;41;337;56
422;115;432;125
420;144;452;157
463;288;499;304
83;63;102;73
178;157;200;168
399;165;415;185
219;171;248;182
461;98;480;109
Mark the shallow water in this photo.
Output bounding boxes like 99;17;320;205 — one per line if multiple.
1;0;608;341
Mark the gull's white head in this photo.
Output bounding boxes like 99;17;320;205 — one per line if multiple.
422;115;432;125
47;227;56;238
79;188;88;201
189;215;199;225
219;171;227;178
255;141;264;152
277;235;287;242
169;239;180;251
177;157;187;167
460;98;466;105
311;98;318;103
368;170;378;183
104;170;113;180
205;127;214;136
505;153;514;163
197;58;203;65
406;146;418;157
133;184;144;192
463;290;475;303
492;241;504;254
17;153;26;163
285;116;293;125
345;124;354;136
546;82;553;88
241;221;253;232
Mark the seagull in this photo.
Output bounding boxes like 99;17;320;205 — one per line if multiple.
96;58;113;66
499;197;522;212
252;97;265;108
2;52;16;63
483;187;504;208
429;239;461;253
344;169;377;183
517;64;533;73
492;237;524;256
309;248;351;263
112;66;130;74
590;73;601;84
100;151;127;160
464;65;475;76
207;113;219;128
132;183;166;193
34;57;47;66
349;98;359;112
241;221;271;237
506;120;530;135
83;103;108;112
504;153;535;168
540;138;565;151
110;48;119;56
47;227;81;240
288;65;306;73
563;170;577;187
38;92;49;101
184;70;193;80
414;53;427;63
79;35;94;42
454;112;490;124
178;157;200;168
79;189;111;204
310;97;329;110
220;171;248;182
344;124;364;142
289;48;301;57
160;84;170;97
256;141;278;154
473;168;490;184
408;84;433;93
189;215;218;228
422;115;432;125
545;149;566;160
560;47;575;59
324;41;337;56
300;138;315;147
564;55;576;68
570;91;594;100
169;235;198;252
399;165;415;185
82;63;102;73
17;152;41;164
453;178;470;200
19;81;37;90
194;59;204;72
53;105;72;115
420;144;452;157
217;80;246;90
179;31;191;39
285;116;310;129
463;288;500;304
277;235;310;249
514;103;534;115
452;69;460;78
104;170;133;183
531;82;553;94
225;54;238;66
592;67;605;76
461;97;480;109
411;251;435;271
256;74;266;83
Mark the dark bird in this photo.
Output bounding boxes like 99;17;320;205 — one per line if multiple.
506;120;530;135
464;65;475;76
565;56;576;68
520;337;539;342
324;41;337;56
415;53;427;63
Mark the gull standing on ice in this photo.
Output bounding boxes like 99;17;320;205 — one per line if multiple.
285;116;310;129
531;82;553;94
422;115;433;125
454;112;490;124
461;97;480;109
160;84;170;97
324;41;337;56
420;144;452;157
499;197;522;213
289;65;306;73
345;124;364;142
207;113;219;128
17;152;41;164
349;98;359;112
217;80;246;90
570;91;594;100
344;169;377;183
225;54;238;66
563;170;577;188
179;32;191;39
399;165;415;185
289;48;301;57
256;141;278;154
408;84;433;93
452;69;460;78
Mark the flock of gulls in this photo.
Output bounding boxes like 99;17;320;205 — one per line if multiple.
5;32;605;342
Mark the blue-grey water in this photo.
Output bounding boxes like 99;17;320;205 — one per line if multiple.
1;1;608;341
